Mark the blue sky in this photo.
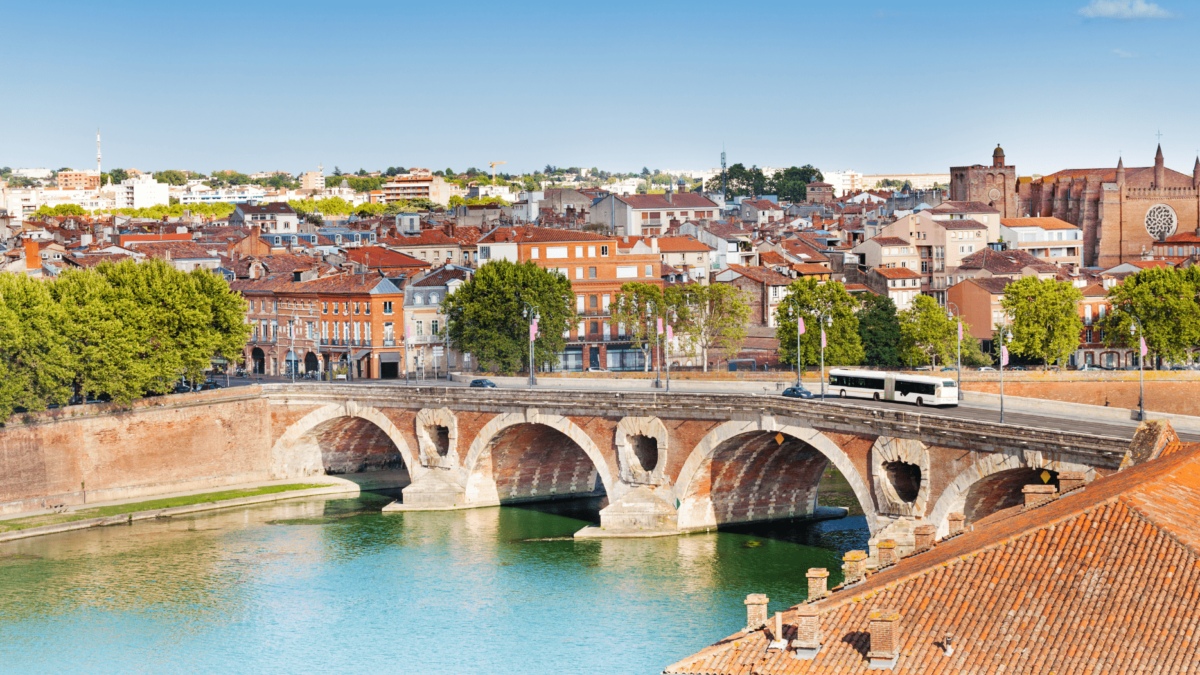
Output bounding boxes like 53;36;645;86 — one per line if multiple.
1;0;1195;177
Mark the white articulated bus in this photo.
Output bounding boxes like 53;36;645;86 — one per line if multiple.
828;369;959;407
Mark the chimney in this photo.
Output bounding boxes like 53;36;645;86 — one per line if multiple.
1058;472;1086;494
876;539;897;566
806;568;829;600
744;594;769;631
768;611;788;650
1022;483;1057;509
792;605;822;659
665;190;673;204
913;524;936;551
948;512;966;536
867;609;901;670
23;239;40;273
651;237;659;253
842;550;867;584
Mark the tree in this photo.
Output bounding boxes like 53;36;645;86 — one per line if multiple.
769;165;824;203
1001;276;1085;369
610;283;665;372
442;260;574;374
857;294;902;367
899;295;956;366
668;283;750;372
154;170;187;185
1099;266;1200;367
776;279;863;369
0;273;73;419
332;166;343;176
32;204;87;218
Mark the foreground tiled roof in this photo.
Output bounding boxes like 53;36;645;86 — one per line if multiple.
620;193;719;210
930;201;999;215
666;440;1200;675
477;225;610;244
128;241;219;260
343;246;430;268
873;266;922;279
958;247;1049;274
657;235;715;253
724;264;793;286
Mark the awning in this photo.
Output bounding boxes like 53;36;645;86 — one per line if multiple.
379;352;402;363
351;349;372;361
285;351;298;361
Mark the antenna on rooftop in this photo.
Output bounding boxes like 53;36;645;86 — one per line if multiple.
721;147;727;202
96;129;102;183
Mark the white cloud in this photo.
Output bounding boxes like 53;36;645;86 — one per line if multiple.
1079;0;1175;19
1112;48;1138;57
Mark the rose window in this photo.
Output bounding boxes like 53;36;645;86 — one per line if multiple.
1144;204;1178;241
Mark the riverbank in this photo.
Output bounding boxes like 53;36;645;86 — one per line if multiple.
0;471;409;543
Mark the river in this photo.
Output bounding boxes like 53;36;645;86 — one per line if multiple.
0;492;868;675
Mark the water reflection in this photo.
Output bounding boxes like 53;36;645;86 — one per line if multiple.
0;493;871;675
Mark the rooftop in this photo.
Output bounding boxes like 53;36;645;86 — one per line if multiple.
930;201;1000;215
1000;217;1081;231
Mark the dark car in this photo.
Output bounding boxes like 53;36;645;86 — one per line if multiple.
469;379;497;388
941;366;957;372
199;381;223;391
172;382;195;394
781;386;814;399
1008;365;1027;372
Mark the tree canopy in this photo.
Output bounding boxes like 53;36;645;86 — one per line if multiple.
609;282;666;371
1099;266;1200;367
442;260;574;374
775;279;863;368
668;283;750;371
1001;276;1085;368
857;294;902;367
704;164;824;199
899;295;957;366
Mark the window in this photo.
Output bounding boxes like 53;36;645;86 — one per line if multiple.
576;267;583;279
333;302;339;314
447;250;453;259
589;267;597;279
590;295;598;309
531;247;539;259
354;302;360;315
616;266;637;278
547;246;568;258
383;301;393;314
431;320;439;335
577;295;585;312
601;245;609;256
576;246;584;257
645;265;653;278
415;295;424;305
479;246;491;260
322;302;327;314
588;246;596;257
589;321;598;334
343;303;349;315
602;294;610;310
365;303;370;315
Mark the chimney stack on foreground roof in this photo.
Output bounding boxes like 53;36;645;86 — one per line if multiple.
1022;483;1057;509
913;524;936;551
792;605;822;659
806;567;829;600
877;539;897;566
744;594;769;632
867;608;901;670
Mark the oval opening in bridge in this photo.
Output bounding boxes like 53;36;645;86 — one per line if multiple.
434;425;450;457
631;434;659;473
884;461;922;503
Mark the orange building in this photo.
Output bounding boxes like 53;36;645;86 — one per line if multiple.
476;226;664;370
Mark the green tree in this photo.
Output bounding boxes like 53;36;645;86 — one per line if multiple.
442;260;574;374
668;283;750;372
154;170;187;185
0;273;73;418
1099;266;1200;367
776;278;863;369
1001;276;1085;369
610;283;665;371
769;165;823;202
32;204;87;218
899;295;956;366
857;294;902;367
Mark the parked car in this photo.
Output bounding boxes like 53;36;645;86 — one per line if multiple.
172;383;194;394
199;381;223;391
914;366;933;371
585;367;608;373
941;367;958;372
978;366;996;372
469;379;497;389
781;386;814;400
1009;365;1027;372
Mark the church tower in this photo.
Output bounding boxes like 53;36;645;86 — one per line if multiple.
1154;144;1164;188
1117;157;1125;185
1192;156;1199;189
992;144;1005;168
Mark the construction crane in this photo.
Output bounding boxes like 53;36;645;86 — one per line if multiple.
489;161;507;183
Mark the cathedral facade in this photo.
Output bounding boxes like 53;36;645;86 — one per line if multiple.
1016;146;1200;268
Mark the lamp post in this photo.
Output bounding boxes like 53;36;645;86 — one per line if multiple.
1130;317;1145;422
818;311;832;400
649;300;662;389
1000;321;1012;424
522;301;539;388
664;307;676;393
946;301;962;400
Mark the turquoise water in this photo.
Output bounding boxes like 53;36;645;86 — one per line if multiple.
0;493;868;675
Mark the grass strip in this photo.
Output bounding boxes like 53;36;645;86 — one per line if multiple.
0;483;333;533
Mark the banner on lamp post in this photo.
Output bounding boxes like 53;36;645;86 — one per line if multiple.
958;320;963;342
1001;345;1009;367
656;317;663;335
1140;336;1148;357
530;319;538;342
666;325;673;341
820;328;826;349
798;316;806;334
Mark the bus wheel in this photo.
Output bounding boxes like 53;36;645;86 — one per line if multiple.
873;392;880;401
916;397;924;407
840;389;847;398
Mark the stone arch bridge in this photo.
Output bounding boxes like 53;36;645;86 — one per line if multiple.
264;383;1144;555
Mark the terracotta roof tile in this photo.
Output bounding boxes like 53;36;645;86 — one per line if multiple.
1000;217;1081;231
724;264;792;286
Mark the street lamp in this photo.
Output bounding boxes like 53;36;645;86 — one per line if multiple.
522;301;539;388
1130;318;1145;422
664;307;676;393
649;300;663;389
1000;321;1012;424
818;311;832;400
946;301;962;400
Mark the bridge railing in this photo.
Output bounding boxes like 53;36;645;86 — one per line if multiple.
261;383;1131;465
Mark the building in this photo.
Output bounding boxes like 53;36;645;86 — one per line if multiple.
806;181;834;204
128;241;222;272
342;246;431;277
879;211;988;304
589;192;720;236
403;265;472;376
999;217;1084;267
656;235;715;284
713;264;792;327
850;236;919;271
229;203;300;234
675;221;758;270
928;200;1002;241
869;266;924;311
1151;227;1200;260
739;198;784;226
955;247;1059;284
1018;146;1200;268
819;170;863;196
377;169;454;206
381;226;469;266
861;172;950;191
949;144;1019;217
666;435;1200;675
111;174;169;209
233;271;407;379
947;276;1010;341
474;225;663;371
177;184;267;205
57;170;101;190
299;171;325;191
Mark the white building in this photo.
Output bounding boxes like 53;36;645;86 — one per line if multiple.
820;170;863;197
13;168;53;180
175;184;267;205
111;174;169;209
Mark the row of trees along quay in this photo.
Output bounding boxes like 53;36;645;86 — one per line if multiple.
0;259;249;421
442;260;752;374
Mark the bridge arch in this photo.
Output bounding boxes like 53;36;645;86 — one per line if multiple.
674;418;879;534
926;449;1097;537
270;402;416;480
459;411;616;506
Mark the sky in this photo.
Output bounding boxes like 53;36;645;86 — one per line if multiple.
1;0;1196;177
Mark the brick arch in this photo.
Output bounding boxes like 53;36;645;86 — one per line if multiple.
673;419;879;534
458;411;617;506
926;449;1096;538
269;402;416;480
